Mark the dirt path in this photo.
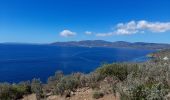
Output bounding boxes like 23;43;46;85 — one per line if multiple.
47;88;119;100
22;94;37;100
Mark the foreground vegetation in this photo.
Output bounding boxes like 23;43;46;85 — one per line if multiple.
0;50;170;100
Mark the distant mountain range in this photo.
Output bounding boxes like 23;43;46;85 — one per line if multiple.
51;40;170;50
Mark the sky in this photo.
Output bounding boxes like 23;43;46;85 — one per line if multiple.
0;0;170;43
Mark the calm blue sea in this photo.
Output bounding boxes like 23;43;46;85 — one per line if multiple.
0;44;154;83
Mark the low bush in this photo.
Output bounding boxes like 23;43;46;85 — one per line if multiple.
31;79;43;99
0;82;31;100
124;83;169;100
92;91;104;99
96;63;138;81
54;75;79;95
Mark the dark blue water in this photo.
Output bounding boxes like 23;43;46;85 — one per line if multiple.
0;44;154;83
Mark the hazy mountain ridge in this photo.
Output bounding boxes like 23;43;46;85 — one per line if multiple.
51;40;170;50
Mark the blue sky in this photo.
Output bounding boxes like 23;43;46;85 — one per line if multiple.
0;0;170;43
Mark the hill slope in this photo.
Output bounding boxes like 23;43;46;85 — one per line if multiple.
51;40;170;50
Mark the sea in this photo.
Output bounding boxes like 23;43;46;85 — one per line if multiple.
0;44;155;83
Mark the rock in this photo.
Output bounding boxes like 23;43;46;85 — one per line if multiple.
163;56;169;60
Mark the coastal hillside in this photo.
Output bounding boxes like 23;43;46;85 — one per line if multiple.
2;0;170;99
51;40;170;50
0;49;170;100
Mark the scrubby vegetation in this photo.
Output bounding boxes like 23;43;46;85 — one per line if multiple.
92;91;104;99
0;81;31;100
0;49;170;100
0;79;43;100
96;63;139;81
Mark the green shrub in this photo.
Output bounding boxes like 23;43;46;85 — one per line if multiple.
31;78;43;99
0;82;31;100
96;63;138;81
86;73;103;89
15;81;31;94
0;83;12;100
92;91;104;99
11;84;31;99
130;83;169;100
54;75;79;95
48;71;64;84
54;82;65;95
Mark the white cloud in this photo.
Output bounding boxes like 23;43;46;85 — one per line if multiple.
96;20;170;36
60;30;76;37
85;31;92;35
137;20;170;32
96;32;113;37
115;21;138;35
